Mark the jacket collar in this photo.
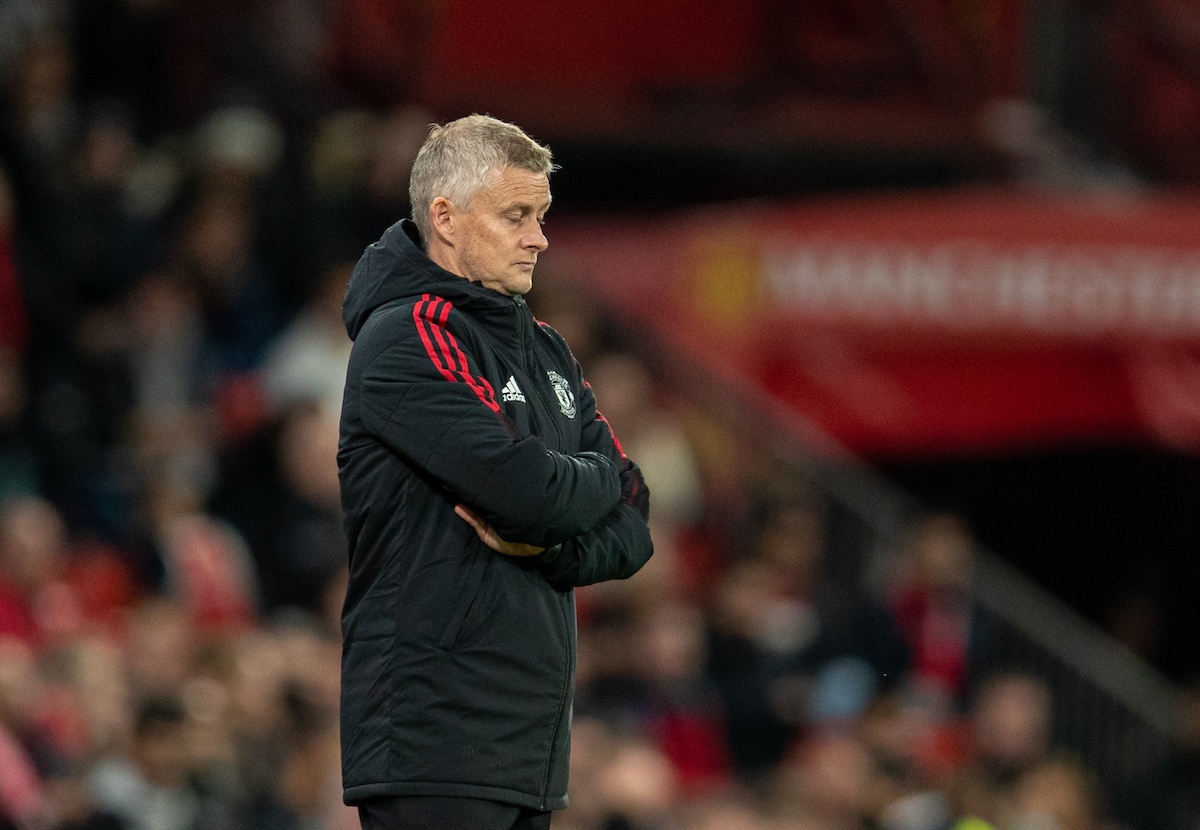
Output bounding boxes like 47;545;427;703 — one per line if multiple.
343;219;524;342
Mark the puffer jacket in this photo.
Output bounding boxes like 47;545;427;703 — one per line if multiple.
337;219;653;810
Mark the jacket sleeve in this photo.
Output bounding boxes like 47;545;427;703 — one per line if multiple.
536;362;654;588
354;303;621;548
536;502;653;589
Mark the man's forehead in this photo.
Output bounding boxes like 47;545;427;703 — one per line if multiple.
483;167;551;206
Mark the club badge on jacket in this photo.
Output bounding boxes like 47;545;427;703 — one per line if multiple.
547;371;576;419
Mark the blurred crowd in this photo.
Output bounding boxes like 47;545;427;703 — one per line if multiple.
0;2;1197;830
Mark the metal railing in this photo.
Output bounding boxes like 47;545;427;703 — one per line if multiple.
970;552;1179;817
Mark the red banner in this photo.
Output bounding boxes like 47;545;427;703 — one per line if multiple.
548;190;1200;457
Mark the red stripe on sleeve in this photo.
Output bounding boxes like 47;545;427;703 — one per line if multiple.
442;300;468;374
415;295;500;413
425;298;455;371
414;295;457;383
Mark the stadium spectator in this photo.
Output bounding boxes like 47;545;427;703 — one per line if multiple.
122;596;195;700
1006;755;1111;830
261;260;353;422
224;402;344;615
669;796;774;830
707;476;909;778
772;729;878;830
952;672;1054;825
175;187;281;376
59;102;154;311
122;271;208;419
587;351;703;529
637;601;733;795
888;513;978;707
87;695;225;830
0;497;79;645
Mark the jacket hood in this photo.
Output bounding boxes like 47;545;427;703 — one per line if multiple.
343;219;513;341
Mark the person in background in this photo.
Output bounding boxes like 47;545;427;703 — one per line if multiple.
888;513;978;707
953;672;1054;825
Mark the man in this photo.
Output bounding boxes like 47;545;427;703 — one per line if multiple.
337;114;654;830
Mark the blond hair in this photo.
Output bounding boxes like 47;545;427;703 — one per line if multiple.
409;114;555;247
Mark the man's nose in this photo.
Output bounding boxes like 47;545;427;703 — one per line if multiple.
524;225;548;252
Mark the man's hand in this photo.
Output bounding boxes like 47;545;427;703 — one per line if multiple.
455;505;546;557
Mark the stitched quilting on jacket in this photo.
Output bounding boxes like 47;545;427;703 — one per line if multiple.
337;219;653;810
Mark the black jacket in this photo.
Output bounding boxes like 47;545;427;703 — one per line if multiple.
337;220;653;809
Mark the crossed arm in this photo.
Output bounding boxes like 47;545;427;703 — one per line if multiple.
359;303;652;584
455;374;654;589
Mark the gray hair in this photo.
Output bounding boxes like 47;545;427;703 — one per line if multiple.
409;114;555;247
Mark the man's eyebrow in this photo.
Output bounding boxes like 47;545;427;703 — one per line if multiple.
502;199;552;213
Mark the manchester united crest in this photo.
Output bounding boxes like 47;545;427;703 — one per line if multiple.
546;370;576;419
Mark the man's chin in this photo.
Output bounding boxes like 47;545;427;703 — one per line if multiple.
476;274;533;296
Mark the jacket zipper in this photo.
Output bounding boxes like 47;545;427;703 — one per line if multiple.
515;297;572;808
515;298;565;450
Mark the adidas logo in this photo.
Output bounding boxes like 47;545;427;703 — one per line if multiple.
501;375;526;403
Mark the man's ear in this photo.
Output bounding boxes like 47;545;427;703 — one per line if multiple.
429;197;454;246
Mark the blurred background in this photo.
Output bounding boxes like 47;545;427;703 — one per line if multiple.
2;0;1200;828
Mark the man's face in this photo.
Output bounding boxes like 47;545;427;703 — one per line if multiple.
454;167;550;296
